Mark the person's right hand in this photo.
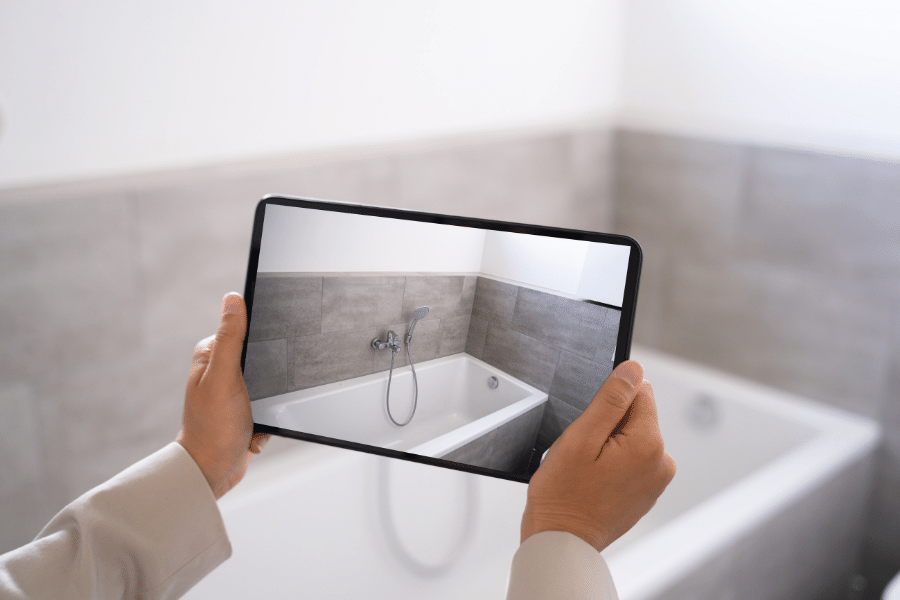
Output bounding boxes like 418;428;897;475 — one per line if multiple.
521;360;676;553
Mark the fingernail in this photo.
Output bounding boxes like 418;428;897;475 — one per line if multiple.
613;361;642;388
223;294;242;315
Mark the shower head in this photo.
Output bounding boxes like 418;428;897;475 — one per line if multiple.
407;306;430;341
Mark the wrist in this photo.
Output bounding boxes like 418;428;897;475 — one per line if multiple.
175;436;225;500
521;508;607;553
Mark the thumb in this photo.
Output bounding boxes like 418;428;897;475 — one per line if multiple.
565;360;644;455
207;292;247;377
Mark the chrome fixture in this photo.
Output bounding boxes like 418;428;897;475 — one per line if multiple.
487;376;499;389
406;306;430;343
372;331;402;353
373;306;429;426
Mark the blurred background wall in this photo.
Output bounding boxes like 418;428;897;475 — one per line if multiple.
1;1;898;597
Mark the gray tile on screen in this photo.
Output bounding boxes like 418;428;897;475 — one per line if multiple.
510;287;610;360
536;396;583;448
320;276;405;333
464;315;489;359
248;276;322;342
441;429;498;470
481;326;560;393
244;339;288;400
288;328;376;390
439;315;471;357
401;275;476;321
471;277;519;327
490;404;546;473
550;351;612;411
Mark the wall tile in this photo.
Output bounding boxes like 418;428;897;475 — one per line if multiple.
465;316;489;359
134;176;263;361
472;277;519;327
570;129;615;232
373;319;441;372
536;396;582;448
441;429;497;470
394;135;578;228
36;350;186;505
490;404;546;474
0;194;142;383
594;309;620;364
510;287;611;360
288;328;375;391
550;351;612;411
614;129;747;262
0;382;55;553
866;340;900;567
402;275;474;322
244;339;287;401
438;315;471;357
482;326;560;393
288;155;399;208
740;148;900;296
248;276;322;342
660;259;893;417
320;276;404;333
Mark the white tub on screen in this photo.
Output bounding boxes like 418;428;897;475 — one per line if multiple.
251;353;548;459
184;347;880;600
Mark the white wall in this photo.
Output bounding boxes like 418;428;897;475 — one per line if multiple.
0;0;623;189
618;0;900;161
257;204;486;273
479;231;629;306
258;205;630;306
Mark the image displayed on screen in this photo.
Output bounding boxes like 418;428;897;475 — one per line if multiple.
246;202;632;479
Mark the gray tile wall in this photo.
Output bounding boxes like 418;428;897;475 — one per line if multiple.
244;273;475;398
614;129;900;597
0;129;614;554
441;403;546;475
466;277;619;462
2;123;896;598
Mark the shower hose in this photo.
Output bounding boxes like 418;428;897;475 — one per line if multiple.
386;340;418;426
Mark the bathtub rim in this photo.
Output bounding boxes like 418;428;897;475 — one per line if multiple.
605;346;882;600
252;353;549;484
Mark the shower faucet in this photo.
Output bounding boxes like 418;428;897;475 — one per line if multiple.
372;330;402;353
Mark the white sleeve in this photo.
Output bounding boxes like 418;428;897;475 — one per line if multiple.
505;531;619;600
0;442;232;600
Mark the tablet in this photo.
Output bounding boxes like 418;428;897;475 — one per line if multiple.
243;196;641;483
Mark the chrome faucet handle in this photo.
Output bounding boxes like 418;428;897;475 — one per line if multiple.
387;330;402;353
372;332;402;353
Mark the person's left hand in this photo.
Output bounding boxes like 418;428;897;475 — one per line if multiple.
176;292;270;499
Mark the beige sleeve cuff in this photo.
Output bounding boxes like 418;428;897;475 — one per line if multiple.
0;442;232;600
505;531;619;600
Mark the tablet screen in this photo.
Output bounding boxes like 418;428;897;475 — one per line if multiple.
244;197;641;482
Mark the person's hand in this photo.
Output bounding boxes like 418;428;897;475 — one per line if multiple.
176;293;270;499
521;360;675;552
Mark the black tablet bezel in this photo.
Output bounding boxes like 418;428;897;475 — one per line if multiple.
243;195;642;484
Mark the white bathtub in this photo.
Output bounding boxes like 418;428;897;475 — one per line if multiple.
185;346;880;600
251;353;548;460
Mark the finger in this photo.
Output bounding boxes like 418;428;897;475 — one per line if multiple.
618;380;662;440
187;335;215;387
207;293;247;378
249;433;270;454
565;360;644;453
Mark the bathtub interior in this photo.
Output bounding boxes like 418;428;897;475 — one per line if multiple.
252;353;547;458
188;346;880;600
